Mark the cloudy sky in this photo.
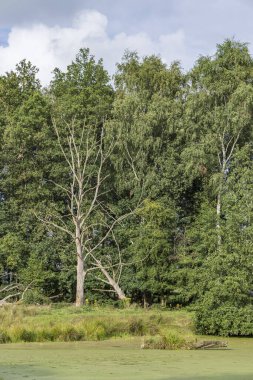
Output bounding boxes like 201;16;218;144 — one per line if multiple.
0;0;252;85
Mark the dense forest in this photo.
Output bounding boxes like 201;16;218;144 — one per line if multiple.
1;39;253;335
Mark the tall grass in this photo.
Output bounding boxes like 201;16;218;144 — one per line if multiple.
0;304;193;344
141;332;190;350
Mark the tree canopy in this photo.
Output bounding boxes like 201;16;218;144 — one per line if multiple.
1;40;253;333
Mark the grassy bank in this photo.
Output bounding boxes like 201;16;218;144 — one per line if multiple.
0;304;194;345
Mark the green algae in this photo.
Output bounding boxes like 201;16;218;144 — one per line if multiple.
0;338;253;380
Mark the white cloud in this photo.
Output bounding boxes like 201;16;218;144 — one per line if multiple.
0;9;188;85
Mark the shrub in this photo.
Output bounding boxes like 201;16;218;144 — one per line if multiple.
0;330;11;343
128;318;145;336
195;305;253;336
117;298;131;308
23;289;50;305
142;332;187;350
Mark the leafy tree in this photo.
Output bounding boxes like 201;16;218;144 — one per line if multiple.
183;40;253;332
107;52;187;304
0;60;66;299
50;48;114;125
44;49;132;306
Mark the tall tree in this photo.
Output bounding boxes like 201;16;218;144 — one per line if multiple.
0;60;74;303
45;49;133;306
39;119;132;306
181;40;253;314
107;52;187;304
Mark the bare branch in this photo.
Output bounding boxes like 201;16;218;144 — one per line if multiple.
92;288;116;293
0;284;21;294
87;210;135;257
20;281;36;301
39;118;142;305
227;128;242;163
124;142;140;181
35;212;75;238
0;292;21;305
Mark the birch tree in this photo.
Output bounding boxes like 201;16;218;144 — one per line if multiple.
184;40;253;248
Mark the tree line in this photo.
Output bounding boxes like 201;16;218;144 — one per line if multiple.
1;39;253;334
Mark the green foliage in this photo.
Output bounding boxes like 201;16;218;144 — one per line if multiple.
0;330;11;343
50;48;114;124
125;198;177;303
195;305;253;336
22;289;50;305
1;40;253;335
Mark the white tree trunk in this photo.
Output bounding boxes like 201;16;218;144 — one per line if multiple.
216;190;222;248
75;222;84;306
76;253;84;306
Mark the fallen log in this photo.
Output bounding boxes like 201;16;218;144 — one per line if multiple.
190;340;228;349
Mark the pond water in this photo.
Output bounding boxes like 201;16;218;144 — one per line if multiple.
0;338;253;379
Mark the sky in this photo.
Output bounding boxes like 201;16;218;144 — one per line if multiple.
0;0;252;85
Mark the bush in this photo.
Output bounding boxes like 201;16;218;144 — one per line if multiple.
128;318;145;335
23;289;50;305
195;305;253;336
142;332;187;350
0;330;11;343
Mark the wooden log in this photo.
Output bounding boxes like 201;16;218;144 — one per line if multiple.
191;340;228;349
